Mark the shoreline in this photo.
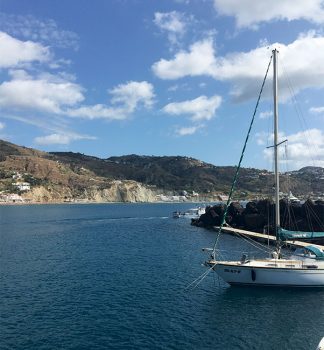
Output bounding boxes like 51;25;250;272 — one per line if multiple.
0;200;214;206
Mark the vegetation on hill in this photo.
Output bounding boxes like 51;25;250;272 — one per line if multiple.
0;139;323;202
49;152;324;198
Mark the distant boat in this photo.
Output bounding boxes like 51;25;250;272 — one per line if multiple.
173;207;205;219
182;207;205;219
172;211;181;218
204;49;324;287
286;191;300;203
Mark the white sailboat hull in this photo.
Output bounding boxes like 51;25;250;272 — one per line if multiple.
212;260;324;287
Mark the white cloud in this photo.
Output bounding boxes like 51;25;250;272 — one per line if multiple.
154;11;186;34
34;132;96;145
175;124;203;136
0;70;154;122
213;0;324;28
0;70;84;113
0;13;79;49
66;105;125;120
310;106;324;114
162;95;222;121
67;81;155;120
3;112;97;146
167;83;190;92
0;121;5;130
173;0;190;3
259;110;273;119
153;32;324;102
262;128;324;168
0;31;50;68
152;39;217;79
109;81;155;110
154;11;188;46
168;84;180;92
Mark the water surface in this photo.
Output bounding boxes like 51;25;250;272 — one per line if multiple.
1;203;324;349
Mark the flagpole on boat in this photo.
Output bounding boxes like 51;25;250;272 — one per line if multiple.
273;48;280;247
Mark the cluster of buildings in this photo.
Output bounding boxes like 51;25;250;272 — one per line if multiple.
156;191;229;202
0;172;31;203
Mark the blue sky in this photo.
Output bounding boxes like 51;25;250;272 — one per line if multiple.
0;0;323;170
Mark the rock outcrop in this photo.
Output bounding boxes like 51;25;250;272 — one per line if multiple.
192;199;324;235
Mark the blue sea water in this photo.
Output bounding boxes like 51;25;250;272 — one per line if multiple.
1;203;324;350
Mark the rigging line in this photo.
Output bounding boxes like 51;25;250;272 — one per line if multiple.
281;62;321;165
283;144;297;231
307;204;324;230
267;201;270;249
211;54;273;258
224;224;275;253
233;231;274;254
302;198;324;230
305;200;323;232
185;264;216;290
305;201;315;233
287;202;299;232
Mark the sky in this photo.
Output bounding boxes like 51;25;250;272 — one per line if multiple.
0;0;323;170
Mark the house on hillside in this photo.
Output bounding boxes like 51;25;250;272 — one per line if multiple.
13;182;31;191
12;172;23;180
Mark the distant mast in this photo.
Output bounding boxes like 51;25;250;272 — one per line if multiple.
273;48;280;241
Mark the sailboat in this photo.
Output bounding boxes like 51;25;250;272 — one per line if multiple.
205;49;324;287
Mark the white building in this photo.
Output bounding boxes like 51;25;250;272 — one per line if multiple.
13;182;31;191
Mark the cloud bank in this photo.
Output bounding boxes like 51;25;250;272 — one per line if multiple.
0;13;79;49
259;128;324;168
34;132;96;145
163;95;222;121
213;0;324;28
153;32;324;102
0;31;50;68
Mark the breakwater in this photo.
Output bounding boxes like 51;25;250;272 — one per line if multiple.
191;199;324;235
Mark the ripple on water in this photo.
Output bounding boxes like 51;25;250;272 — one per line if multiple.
1;203;324;350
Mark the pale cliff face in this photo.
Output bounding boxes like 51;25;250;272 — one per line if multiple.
22;180;157;203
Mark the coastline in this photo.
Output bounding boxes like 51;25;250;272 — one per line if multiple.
0;199;212;206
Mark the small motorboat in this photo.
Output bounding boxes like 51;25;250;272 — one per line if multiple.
172;211;182;218
182;207;205;219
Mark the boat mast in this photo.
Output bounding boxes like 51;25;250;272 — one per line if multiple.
273;49;280;242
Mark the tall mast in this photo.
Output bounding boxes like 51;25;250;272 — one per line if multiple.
273;49;280;241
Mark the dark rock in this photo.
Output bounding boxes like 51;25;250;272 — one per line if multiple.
256;199;274;216
193;199;323;237
245;201;259;214
228;202;244;217
243;213;266;232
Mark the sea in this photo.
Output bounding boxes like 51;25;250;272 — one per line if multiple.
1;203;324;350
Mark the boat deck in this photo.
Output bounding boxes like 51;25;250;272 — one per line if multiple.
214;226;324;250
208;258;319;269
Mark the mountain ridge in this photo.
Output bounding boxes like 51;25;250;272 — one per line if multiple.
0;139;323;203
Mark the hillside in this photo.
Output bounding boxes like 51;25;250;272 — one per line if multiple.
0;140;157;203
0;139;323;203
49;152;324;198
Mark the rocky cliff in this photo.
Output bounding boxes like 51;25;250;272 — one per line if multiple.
21;180;157;203
0;140;158;203
0;139;323;203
